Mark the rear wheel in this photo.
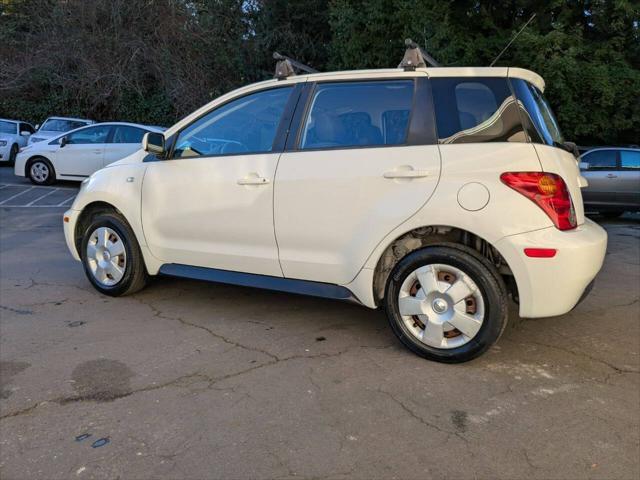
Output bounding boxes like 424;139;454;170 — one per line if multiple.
9;144;18;165
384;245;508;363
80;212;149;296
27;157;56;185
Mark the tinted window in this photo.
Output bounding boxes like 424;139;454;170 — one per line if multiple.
66;125;111;145
620;150;640;169
431;77;526;144
300;80;413;149
112;126;146;144
0;121;16;134
583;150;617;170
41;119;90;132
173;87;293;158
510;79;564;146
19;123;35;134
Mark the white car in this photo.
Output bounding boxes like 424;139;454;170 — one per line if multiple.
15;122;164;185
28;116;94;145
0;118;35;164
62;62;607;363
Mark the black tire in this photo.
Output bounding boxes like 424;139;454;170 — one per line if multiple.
27;157;56;185
9;144;19;165
384;244;508;363
80;212;149;296
601;210;624;219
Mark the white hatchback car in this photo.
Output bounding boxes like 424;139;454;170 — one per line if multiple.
15;122;164;185
62;65;607;363
28;116;94;145
0;118;35;164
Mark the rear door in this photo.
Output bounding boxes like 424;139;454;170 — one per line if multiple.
54;125;111;177
618;150;640;208
106;125;147;166
580;149;619;208
274;75;441;285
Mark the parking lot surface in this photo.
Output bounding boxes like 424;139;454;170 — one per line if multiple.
0;165;638;479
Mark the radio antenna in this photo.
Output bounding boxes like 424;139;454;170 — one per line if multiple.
490;13;536;67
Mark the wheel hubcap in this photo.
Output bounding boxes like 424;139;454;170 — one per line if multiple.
397;263;485;349
30;162;49;182
86;227;126;286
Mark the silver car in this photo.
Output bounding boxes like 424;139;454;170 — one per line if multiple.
580;147;640;217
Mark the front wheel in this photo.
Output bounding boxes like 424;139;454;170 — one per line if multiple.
27;157;56;185
384;245;508;363
9;144;19;165
81;212;149;296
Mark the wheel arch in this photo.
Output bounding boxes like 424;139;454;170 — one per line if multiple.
24;154;52;176
370;225;519;305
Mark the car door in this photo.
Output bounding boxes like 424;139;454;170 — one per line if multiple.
106;125;147;166
273;76;441;285
141;85;298;277
53;125;111;177
580;149;619;208
618;150;640;208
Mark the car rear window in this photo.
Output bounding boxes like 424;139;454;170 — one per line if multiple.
510;79;564;147
431;77;526;144
300;80;414;149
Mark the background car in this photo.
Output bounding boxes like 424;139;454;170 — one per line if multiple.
580;147;640;217
28;116;94;145
15;122;164;185
0;118;35;164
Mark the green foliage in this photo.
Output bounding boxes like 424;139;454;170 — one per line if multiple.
0;0;637;144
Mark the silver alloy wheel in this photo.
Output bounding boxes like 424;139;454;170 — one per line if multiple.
397;263;485;349
86;227;127;286
30;161;49;183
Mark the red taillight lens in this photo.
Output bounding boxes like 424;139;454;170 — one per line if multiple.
500;172;577;230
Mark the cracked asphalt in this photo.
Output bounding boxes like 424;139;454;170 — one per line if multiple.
0;166;638;479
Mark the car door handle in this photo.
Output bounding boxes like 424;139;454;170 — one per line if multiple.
237;175;270;185
93;149;102;154
383;169;429;179
606;173;618;178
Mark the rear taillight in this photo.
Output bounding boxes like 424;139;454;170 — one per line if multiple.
500;172;577;230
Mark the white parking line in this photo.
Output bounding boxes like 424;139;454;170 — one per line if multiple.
0;183;76;191
56;195;76;207
0;187;35;205
25;188;59;206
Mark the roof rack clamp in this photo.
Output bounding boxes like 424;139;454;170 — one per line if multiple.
398;39;440;70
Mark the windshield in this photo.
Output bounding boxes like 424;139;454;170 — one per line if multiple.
40;119;90;132
0;121;16;134
511;79;564;146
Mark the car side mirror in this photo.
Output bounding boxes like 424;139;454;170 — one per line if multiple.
60;136;68;148
579;161;589;170
143;132;166;156
35;124;40;130
20;131;30;137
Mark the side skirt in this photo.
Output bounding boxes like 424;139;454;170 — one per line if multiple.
158;264;362;304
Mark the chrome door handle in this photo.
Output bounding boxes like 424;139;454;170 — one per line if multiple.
93;150;102;154
606;173;618;178
237;176;270;185
383;169;429;179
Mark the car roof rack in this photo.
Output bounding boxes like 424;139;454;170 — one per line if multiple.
273;52;319;80
398;38;440;70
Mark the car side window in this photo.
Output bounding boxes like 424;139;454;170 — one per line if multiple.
66;126;112;145
111;126;146;144
431;77;526;144
582;150;617;170
172;87;293;159
620;151;640;170
19;123;34;134
299;80;413;150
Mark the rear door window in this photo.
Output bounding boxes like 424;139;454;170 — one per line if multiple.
299;80;414;149
620;150;640;170
111;126;146;144
582;150;618;170
431;77;526;144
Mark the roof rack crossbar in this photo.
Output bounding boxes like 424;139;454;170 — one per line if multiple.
273;52;318;80
398;38;440;70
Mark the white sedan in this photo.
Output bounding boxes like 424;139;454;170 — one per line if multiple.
0;118;36;164
15;122;164;185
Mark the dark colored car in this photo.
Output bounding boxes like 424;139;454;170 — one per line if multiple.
580;148;640;217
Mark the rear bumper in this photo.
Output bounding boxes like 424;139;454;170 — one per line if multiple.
495;219;607;318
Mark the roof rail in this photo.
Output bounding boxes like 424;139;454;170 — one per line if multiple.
398;39;440;70
273;52;318;80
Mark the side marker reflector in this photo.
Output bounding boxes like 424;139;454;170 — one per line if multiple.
524;248;557;258
63;216;70;223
